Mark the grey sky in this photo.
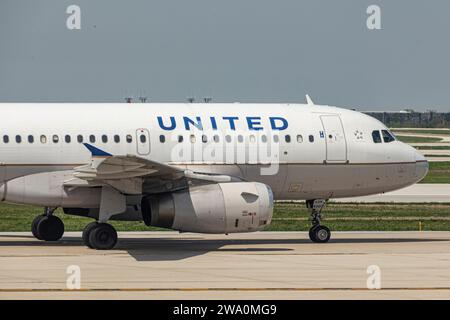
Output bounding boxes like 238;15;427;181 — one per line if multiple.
1;0;450;111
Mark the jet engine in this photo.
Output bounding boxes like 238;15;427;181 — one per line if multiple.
141;182;274;233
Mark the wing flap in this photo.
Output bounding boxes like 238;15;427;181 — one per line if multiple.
72;143;237;194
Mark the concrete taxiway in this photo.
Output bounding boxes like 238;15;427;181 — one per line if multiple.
0;231;450;299
335;183;450;203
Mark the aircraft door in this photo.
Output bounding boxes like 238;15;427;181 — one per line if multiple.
136;128;151;155
320;115;347;163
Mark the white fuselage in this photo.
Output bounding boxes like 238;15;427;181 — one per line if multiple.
0;103;428;206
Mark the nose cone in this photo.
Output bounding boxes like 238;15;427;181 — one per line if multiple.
414;150;429;182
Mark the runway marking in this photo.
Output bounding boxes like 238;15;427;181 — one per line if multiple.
273;217;450;221
2;287;450;293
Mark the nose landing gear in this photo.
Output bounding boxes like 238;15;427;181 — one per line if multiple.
307;199;331;243
31;207;64;241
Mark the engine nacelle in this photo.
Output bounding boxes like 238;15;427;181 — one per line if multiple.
0;171;101;207
141;182;274;233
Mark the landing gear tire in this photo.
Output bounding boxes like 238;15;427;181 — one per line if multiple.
31;215;46;240
82;222;99;249
308;225;317;242
309;225;331;243
87;223;118;250
35;215;64;241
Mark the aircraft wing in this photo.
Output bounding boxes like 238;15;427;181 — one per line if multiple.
66;143;235;194
73;154;183;180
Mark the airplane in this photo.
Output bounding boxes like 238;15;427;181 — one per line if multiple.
0;98;428;249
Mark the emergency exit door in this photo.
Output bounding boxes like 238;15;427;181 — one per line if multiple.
320;115;347;163
136;128;151;155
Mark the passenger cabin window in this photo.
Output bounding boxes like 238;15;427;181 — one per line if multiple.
178;135;183;143
140;134;146;143
126;135;132;143
225;135;232;143
213;135;220;143
52;135;59;143
190;135;196;143
261;135;267;143
114;135;120;143
77;135;83;143
249;135;256;143
238;135;244;143
372;130;382;143
309;135;314;143
382;130;395;143
297;135;303;143
16;135;21;143
40;135;47;144
89;135;96;143
65;135;71;143
28;135;34;143
3;135;9;143
202;135;207;143
285;135;291;143
101;135;108;143
159;135;165;143
273;135;279;143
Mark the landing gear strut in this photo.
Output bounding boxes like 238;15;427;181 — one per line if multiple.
306;199;331;243
31;207;64;241
80;186;125;250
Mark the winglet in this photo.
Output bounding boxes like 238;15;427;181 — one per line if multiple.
306;94;314;106
83;143;112;157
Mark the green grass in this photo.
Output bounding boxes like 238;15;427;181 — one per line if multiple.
271;202;450;231
392;129;450;135
0;204;164;232
420;161;450;183
395;135;443;143
424;154;450;158
274;202;450;218
1;202;450;232
266;220;450;231
416;146;450;150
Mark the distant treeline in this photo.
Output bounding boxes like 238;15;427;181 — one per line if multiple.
364;112;450;128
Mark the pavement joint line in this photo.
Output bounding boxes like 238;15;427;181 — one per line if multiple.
273;217;450;221
1;287;450;293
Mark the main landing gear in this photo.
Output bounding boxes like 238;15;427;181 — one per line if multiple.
31;207;65;241
82;222;118;250
31;208;118;249
81;186;124;250
30;185;122;249
306;199;331;243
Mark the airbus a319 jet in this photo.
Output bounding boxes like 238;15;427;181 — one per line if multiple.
0;98;428;249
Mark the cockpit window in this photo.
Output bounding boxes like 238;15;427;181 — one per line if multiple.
382;130;395;143
372;130;382;143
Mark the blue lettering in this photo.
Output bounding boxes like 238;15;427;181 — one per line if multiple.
270;117;288;130
246;117;263;131
210;117;218;130
222;117;239;131
183;116;203;130
157;115;287;131
157;116;176;130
